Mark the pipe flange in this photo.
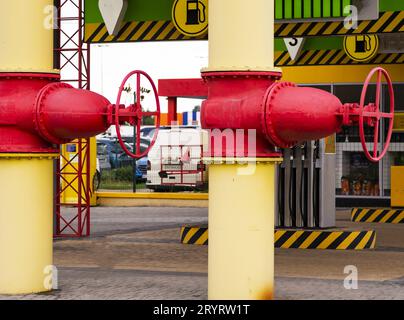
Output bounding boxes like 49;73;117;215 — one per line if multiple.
0;72;60;81
201;71;282;81
34;82;74;145
262;81;297;149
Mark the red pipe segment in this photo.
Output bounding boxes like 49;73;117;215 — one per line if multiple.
201;71;345;157
264;82;343;148
0;73;111;153
35;82;111;145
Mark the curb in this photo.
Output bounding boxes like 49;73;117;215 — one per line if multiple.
351;208;404;224
180;226;376;250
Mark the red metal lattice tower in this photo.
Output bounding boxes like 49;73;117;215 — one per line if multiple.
54;0;92;237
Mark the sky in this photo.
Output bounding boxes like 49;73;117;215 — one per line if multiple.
89;41;209;114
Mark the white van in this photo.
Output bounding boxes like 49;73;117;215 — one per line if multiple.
146;127;209;191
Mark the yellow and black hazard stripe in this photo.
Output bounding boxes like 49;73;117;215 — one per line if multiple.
180;226;208;245
275;50;404;66
86;11;403;43
180;226;376;250
274;11;404;38
352;208;404;224
85;21;208;43
274;229;376;250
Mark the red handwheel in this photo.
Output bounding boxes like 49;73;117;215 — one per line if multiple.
115;70;161;159
359;67;395;163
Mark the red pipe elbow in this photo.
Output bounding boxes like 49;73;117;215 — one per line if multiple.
263;82;343;148
34;82;111;145
0;73;111;153
201;72;344;157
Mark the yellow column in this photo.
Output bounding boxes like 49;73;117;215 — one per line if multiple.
0;155;57;294
0;0;57;73
0;0;58;294
205;0;278;72
208;159;281;300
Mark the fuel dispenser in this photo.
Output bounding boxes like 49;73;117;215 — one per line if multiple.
277;137;336;229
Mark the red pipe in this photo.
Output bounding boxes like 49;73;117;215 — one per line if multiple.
34;82;111;144
201;71;345;157
0;73;111;153
263;82;343;148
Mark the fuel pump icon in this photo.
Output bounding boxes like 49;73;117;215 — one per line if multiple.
355;35;372;53
186;0;206;25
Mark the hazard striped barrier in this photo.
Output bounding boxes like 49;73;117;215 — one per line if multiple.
352;208;404;224
180;226;376;250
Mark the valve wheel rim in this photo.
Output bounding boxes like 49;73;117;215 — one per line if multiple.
359;67;394;163
115;70;161;159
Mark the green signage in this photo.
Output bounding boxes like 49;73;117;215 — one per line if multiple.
85;0;174;24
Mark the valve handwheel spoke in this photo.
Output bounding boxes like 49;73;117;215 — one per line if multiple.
359;67;395;163
115;70;161;159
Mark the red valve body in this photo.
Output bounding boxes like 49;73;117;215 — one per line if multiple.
265;83;343;147
201;72;345;157
0;73;111;153
201;72;281;157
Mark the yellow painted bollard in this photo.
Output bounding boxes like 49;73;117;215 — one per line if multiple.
0;0;57;294
0;0;56;73
0;155;55;294
208;159;280;300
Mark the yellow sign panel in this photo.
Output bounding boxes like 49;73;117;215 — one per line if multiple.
391;166;404;208
393;113;404;132
344;35;379;62
172;0;208;37
325;134;336;154
61;138;97;206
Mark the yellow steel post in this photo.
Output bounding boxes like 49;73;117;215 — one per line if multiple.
204;0;281;300
207;159;281;300
0;0;58;294
205;0;279;72
0;0;57;74
0;155;57;294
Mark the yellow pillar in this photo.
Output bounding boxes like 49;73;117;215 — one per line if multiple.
0;155;57;294
204;0;281;300
0;0;58;294
208;159;281;300
205;0;278;72
0;0;57;74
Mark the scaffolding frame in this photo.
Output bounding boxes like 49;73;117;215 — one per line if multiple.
54;0;92;237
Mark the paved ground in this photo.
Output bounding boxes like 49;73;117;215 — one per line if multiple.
1;207;403;300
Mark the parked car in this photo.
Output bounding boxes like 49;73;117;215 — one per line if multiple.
97;138;135;169
97;138;148;182
140;126;156;140
96;141;112;171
